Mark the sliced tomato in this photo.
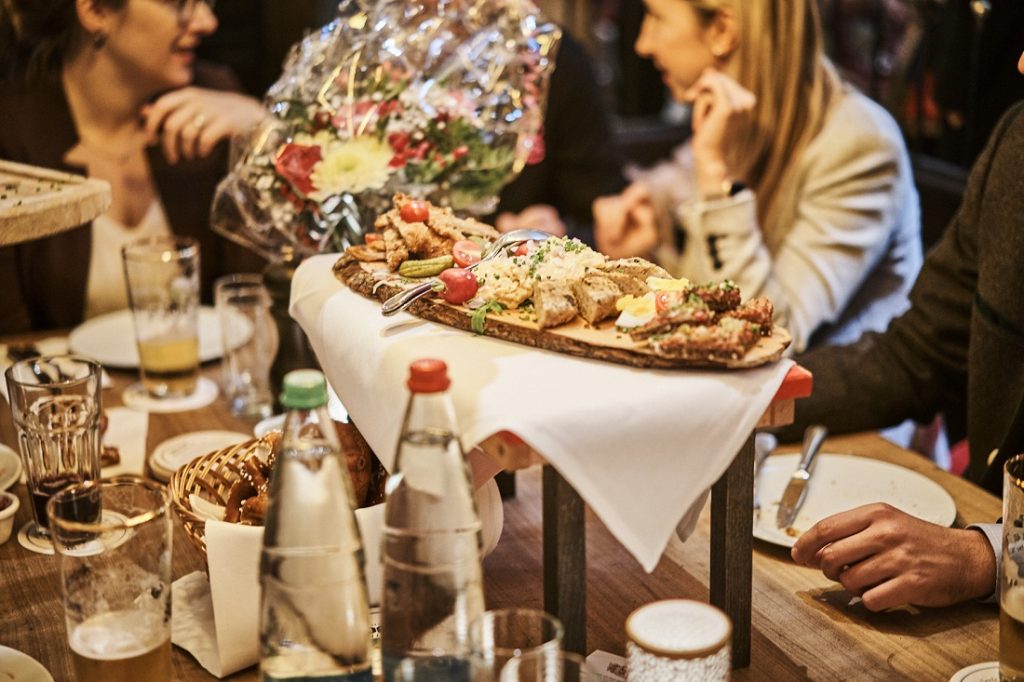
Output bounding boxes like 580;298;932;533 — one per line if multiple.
513;240;535;257
438;268;479;305
399;200;430;223
364;233;382;244
452;239;483;268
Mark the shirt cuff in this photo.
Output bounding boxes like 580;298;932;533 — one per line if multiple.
967;523;1002;604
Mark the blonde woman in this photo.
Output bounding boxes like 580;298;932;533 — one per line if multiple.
593;0;922;353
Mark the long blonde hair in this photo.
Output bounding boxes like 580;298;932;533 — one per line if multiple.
688;0;840;241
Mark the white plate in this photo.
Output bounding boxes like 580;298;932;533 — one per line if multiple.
69;306;250;369
753;453;957;548
253;414;285;438
0;445;21;491
252;384;349;438
949;662;999;682
149;430;251;482
0;645;54;682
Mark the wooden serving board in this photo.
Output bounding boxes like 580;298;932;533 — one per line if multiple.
335;260;791;370
0;160;112;246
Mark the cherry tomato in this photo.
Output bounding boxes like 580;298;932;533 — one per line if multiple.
438;268;479;305
399;200;430;223
513;240;534;257
364;233;382;244
452;239;483;268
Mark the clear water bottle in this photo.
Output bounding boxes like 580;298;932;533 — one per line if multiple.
260;369;373;681
381;359;485;680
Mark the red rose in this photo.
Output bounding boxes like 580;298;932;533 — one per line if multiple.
526;133;546;166
275;143;322;196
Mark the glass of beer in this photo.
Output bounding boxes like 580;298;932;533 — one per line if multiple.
48;477;172;682
1002;454;1024;682
5;355;102;547
122;236;201;398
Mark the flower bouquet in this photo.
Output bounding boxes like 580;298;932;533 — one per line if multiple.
212;0;561;262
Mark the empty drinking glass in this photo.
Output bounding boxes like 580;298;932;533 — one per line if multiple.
500;650;593;682
215;273;276;417
5;355;102;548
470;608;564;677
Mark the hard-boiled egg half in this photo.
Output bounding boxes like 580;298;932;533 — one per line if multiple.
614;276;691;330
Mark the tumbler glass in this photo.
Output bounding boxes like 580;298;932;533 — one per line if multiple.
394;653;493;681
499;650;593;681
48;477;172;682
1001;454;1024;682
5;355;102;546
122;236;200;398
214;273;276;417
470;608;564;677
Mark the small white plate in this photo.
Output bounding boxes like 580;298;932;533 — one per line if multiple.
69;306;250;369
754;453;957;548
149;430;251;482
253;414;285;438
252;383;349;438
949;662;999;682
0;445;21;491
0;645;54;682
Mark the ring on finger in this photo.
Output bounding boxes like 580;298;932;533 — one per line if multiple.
190;114;207;130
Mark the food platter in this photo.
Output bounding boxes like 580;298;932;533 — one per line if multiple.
334;259;790;370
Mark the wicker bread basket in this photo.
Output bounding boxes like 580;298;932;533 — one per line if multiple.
169;436;268;559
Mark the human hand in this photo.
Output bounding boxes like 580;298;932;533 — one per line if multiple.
683;68;755;197
495;204;566;237
142;87;266;164
592;182;659;259
791;503;996;611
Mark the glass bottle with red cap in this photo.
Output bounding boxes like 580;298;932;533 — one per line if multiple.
381;359;485;680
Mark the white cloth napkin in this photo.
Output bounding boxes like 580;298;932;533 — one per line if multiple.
291;255;794;572
0;337;112;402
171;483;502;677
100;406;148;477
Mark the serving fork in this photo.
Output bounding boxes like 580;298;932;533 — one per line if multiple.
381;228;551;316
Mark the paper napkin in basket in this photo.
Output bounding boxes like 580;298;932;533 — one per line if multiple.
171;481;501;677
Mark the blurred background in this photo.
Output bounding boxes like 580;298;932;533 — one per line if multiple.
197;0;1024;253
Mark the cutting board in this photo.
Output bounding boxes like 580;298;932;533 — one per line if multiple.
0;160;111;246
334;259;791;370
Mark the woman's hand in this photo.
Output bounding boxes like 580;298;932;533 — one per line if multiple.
142;87;266;164
495;204;567;237
593;182;659;259
683;68;756;198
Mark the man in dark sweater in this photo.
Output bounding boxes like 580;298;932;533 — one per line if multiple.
778;53;1024;611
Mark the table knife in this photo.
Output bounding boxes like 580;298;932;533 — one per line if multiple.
775;424;828;529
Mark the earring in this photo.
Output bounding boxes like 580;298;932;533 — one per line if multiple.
92;32;107;50
711;46;726;59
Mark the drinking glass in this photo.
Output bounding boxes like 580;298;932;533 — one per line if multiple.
394;653;494;681
5;355;102;546
48;478;172;682
470;608;564;677
1002;454;1024;681
214;273;276;417
122;236;201;398
499;650;593;681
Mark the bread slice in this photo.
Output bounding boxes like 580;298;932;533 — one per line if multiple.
572;273;621;325
534;280;578;329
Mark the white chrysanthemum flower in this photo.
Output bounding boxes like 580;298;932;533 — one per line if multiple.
308;136;393;200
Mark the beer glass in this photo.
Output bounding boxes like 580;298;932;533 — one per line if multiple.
122;236;200;398
1002;454;1024;681
214;273;276;417
470;608;564;677
5;355;102;546
48;478;172;682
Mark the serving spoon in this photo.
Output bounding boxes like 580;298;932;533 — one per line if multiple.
381;228;551;316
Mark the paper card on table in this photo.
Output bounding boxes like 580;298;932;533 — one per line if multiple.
100;407;148;477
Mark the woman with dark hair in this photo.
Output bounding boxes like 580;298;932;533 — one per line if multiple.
0;0;265;333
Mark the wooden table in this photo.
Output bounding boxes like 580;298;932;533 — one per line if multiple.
0;343;1000;680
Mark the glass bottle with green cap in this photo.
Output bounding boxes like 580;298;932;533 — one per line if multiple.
259;369;373;681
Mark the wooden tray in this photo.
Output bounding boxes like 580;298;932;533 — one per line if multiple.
334;260;791;370
0;160;112;246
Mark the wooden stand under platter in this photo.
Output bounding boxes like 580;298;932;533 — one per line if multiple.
0;160;111;246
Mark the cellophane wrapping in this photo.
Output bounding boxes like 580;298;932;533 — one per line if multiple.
212;0;561;262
